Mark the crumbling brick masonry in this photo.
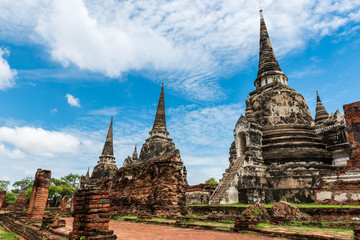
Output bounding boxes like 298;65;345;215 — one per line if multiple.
26;169;51;223
0;190;6;209
344;101;360;170
69;186;117;240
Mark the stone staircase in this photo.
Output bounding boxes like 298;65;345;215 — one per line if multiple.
209;156;244;205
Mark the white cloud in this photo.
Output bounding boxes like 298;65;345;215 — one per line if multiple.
50;108;58;113
0;126;80;157
0;143;26;159
65;93;81;107
0;48;17;90
1;0;360;99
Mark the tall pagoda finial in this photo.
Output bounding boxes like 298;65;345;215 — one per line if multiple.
132;144;138;160
316;90;321;102
254;9;287;90
91;116;117;180
86;167;90;178
149;83;169;139
101;117;114;156
315;91;329;124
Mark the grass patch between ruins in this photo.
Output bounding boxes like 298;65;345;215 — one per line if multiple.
0;226;20;240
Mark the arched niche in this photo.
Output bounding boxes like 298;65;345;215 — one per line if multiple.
236;132;247;157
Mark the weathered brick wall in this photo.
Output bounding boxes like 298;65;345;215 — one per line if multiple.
110;161;187;217
188;205;360;222
314;180;360;205
69;186;116;240
26;169;51;223
0;191;6;209
343;101;360;170
186;184;216;205
187;184;207;192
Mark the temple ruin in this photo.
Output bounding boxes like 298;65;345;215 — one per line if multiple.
79;84;187;216
79;117;118;189
210;10;357;205
110;83;187;216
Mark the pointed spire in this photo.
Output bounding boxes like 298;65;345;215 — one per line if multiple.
255;9;287;89
132;144;138;160
315;91;329;124
101;117;114;156
149;83;170;138
86;168;90;178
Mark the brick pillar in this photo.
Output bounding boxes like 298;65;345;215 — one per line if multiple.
13;188;27;210
69;186;117;240
26;169;51;223
60;196;69;213
0;190;6;209
343;101;360;170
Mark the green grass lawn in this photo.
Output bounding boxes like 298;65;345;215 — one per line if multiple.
0;227;19;240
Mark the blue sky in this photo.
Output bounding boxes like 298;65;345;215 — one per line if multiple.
0;0;359;186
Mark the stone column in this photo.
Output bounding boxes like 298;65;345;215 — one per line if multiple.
26;169;51;223
0;189;6;209
69;186;117;240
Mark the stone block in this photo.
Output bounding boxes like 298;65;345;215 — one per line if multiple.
334;193;348;203
351;193;360;201
316;191;332;201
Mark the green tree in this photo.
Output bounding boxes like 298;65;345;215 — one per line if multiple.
60;173;81;189
48;178;76;206
4;192;17;205
12;177;34;194
0;180;10;190
25;188;33;200
205;177;218;185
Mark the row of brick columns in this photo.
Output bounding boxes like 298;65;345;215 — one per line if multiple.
26;169;51;223
1;168;116;239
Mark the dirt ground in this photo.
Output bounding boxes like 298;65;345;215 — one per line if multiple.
63;218;281;240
